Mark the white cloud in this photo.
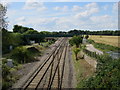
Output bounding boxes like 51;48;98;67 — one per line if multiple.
85;2;98;9
73;3;99;19
72;5;82;11
23;2;47;11
53;6;69;12
75;8;99;19
7;2;118;31
90;15;111;22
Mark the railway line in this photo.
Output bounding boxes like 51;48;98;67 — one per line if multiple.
21;37;69;89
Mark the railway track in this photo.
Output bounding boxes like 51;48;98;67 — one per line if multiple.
21;37;69;89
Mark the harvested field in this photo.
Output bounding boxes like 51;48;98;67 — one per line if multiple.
89;35;120;47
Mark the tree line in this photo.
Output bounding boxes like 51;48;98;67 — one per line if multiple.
12;25;120;36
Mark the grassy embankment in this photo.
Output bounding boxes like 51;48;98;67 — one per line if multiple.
71;35;120;88
71;46;95;88
76;36;120;88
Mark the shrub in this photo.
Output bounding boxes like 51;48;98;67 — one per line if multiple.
10;46;34;64
69;36;83;48
87;39;95;44
73;48;81;60
82;55;120;88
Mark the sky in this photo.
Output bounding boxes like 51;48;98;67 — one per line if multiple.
3;1;118;31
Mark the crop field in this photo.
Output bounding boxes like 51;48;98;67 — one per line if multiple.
89;35;120;48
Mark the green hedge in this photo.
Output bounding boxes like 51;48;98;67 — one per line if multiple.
82;48;120;88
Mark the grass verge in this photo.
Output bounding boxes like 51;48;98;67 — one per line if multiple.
71;47;95;88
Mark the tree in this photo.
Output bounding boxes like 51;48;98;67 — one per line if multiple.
69;36;83;48
73;48;80;60
39;31;51;35
85;35;89;39
24;30;39;34
0;4;7;30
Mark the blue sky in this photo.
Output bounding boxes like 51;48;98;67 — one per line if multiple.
5;1;118;31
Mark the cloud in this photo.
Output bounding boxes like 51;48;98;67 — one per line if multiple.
90;15;111;22
75;8;99;19
72;5;82;11
85;2;98;9
23;2;47;11
53;6;69;12
73;3;99;19
7;2;117;31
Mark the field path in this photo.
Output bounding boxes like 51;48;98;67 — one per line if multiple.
86;44;103;55
84;44;103;68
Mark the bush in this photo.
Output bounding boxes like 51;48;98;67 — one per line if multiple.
10;46;34;63
82;55;120;88
87;39;95;44
69;35;83;48
2;64;13;90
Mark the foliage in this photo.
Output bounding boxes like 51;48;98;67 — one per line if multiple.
85;35;89;39
24;30;39;35
13;25;35;34
94;43;120;52
87;39;95;44
2;63;13;90
73;48;81;60
0;4;7;29
68;29;120;36
69;36;83;48
82;55;120;88
39;31;52;35
2;29;23;54
10;46;37;64
82;46;120;88
87;39;120;52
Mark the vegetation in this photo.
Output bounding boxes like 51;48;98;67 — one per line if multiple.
72;47;95;88
73;48;81;60
85;35;89;39
10;46;39;64
2;58;20;90
87;39;120;52
69;36;83;48
82;55;120;88
0;4;7;30
68;29;120;36
81;40;120;88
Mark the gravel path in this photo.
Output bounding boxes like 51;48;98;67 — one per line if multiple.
86;44;103;55
68;46;76;88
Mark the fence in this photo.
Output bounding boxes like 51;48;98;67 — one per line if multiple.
83;49;101;60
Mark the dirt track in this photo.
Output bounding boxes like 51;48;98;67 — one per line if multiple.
86;44;103;55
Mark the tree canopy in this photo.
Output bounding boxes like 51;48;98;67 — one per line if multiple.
69;36;83;48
